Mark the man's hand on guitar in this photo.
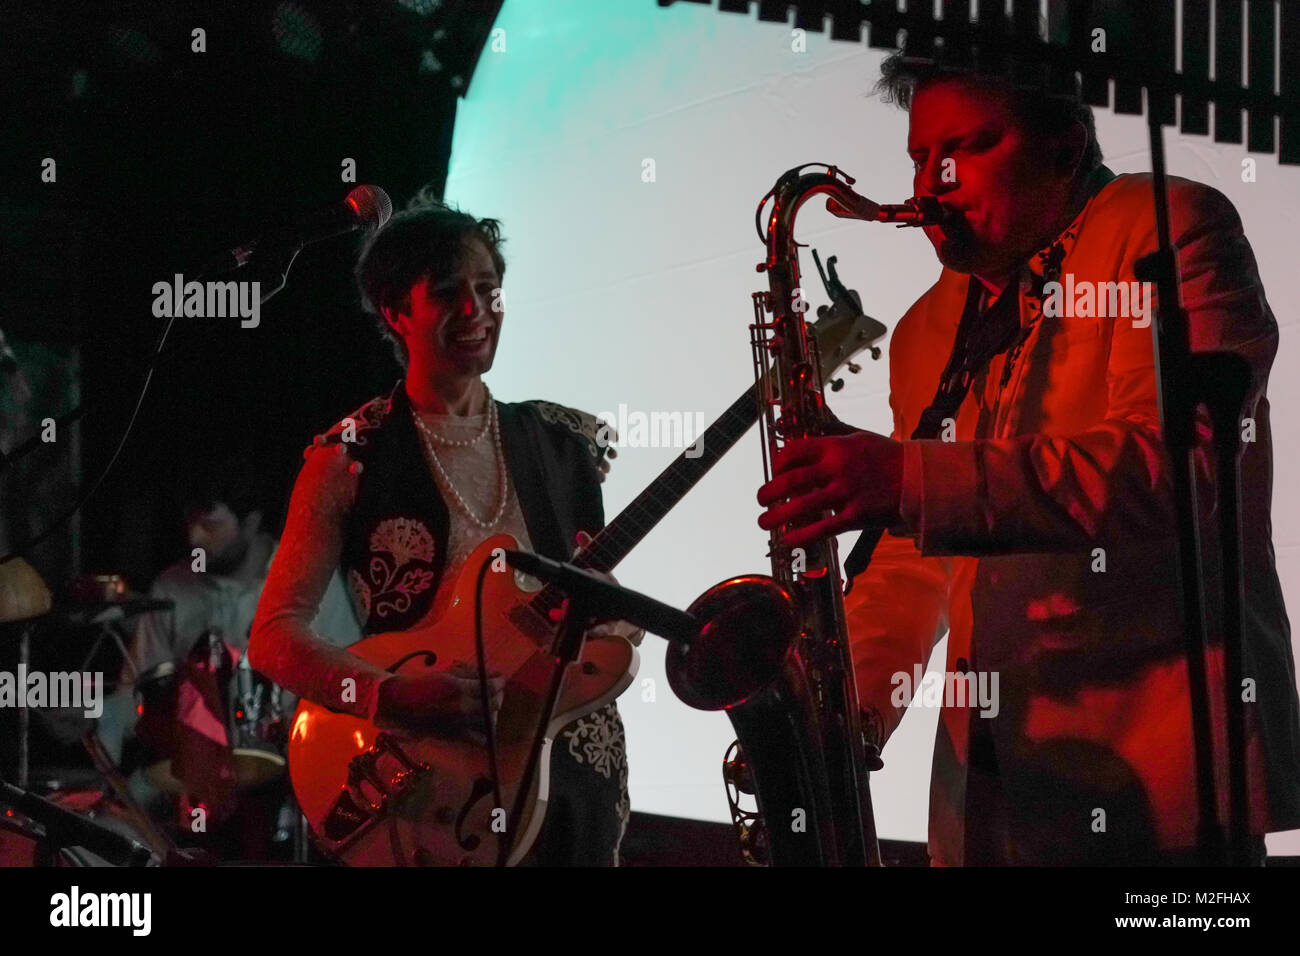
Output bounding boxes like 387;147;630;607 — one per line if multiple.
560;530;645;646
597;445;616;483
376;665;505;741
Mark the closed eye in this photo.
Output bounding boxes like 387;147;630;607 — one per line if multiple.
960;131;1001;153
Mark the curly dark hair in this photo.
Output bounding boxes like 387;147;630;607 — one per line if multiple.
354;194;507;367
179;454;267;524
875;49;1103;179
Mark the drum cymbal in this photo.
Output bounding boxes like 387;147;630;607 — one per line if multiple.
144;751;285;795
0;558;52;625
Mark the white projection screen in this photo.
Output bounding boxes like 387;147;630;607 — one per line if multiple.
444;0;1300;853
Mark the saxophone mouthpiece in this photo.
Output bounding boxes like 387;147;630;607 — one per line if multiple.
874;196;954;226
825;194;954;226
824;193;881;222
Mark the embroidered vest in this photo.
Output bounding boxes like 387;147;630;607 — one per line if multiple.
313;382;607;635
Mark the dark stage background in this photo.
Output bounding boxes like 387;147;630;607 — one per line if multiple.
0;0;502;589
6;0;1298;865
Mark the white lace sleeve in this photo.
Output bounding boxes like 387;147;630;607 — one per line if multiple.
249;443;391;718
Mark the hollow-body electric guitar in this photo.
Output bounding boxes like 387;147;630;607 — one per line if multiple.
288;267;887;865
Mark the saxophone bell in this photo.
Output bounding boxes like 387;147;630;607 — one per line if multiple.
666;575;798;711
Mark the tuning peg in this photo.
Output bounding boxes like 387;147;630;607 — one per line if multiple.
870;346;881;360
830;378;845;392
847;361;861;374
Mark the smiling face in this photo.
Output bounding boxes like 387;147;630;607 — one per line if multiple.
907;77;1081;280
388;237;503;382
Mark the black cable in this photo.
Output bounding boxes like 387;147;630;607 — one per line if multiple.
0;404;85;469
0;327;213;477
0;246;305;566
0;306;181;566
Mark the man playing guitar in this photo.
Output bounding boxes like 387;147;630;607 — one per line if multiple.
250;200;638;866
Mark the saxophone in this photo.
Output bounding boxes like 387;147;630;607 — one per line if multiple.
665;164;946;866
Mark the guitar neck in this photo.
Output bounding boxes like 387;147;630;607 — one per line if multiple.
581;384;760;574
524;384;759;623
520;301;885;625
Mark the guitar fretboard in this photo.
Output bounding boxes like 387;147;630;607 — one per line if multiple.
525;383;761;624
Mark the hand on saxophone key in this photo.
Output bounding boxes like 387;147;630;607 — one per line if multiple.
756;429;904;550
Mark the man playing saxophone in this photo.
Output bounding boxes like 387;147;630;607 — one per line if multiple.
757;51;1300;865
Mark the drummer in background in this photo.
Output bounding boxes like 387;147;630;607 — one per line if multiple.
97;458;361;854
126;460;360;681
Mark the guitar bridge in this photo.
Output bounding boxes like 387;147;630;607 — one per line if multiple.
321;732;430;847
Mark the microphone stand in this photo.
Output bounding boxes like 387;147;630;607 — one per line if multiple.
0;238;311;572
0;233;302;483
1138;116;1254;867
0;778;155;867
496;595;595;868
207;240;303;305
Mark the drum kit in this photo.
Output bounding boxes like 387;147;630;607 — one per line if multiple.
0;558;299;867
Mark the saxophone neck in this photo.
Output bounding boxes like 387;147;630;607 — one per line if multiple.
760;165;953;262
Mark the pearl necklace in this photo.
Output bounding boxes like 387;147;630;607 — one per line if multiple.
412;388;510;529
414;394;493;448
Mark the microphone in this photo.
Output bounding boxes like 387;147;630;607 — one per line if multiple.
203;184;393;275
502;550;699;644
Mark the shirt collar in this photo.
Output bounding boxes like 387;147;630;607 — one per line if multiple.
1017;164;1117;325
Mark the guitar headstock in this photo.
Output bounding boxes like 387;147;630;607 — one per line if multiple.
808;259;889;391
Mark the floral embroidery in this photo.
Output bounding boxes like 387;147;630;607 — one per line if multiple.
562;702;627;781
316;394;393;453
359;516;437;624
371;515;434;566
1022;232;1073;324
531;401;610;462
1007;222;1083;392
561;702;630;859
614;756;631;836
343;396;392;447
347;569;372;624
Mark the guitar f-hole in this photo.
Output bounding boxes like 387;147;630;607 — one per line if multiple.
386;650;437;673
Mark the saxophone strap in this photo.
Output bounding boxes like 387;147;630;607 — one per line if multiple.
842;275;1025;593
